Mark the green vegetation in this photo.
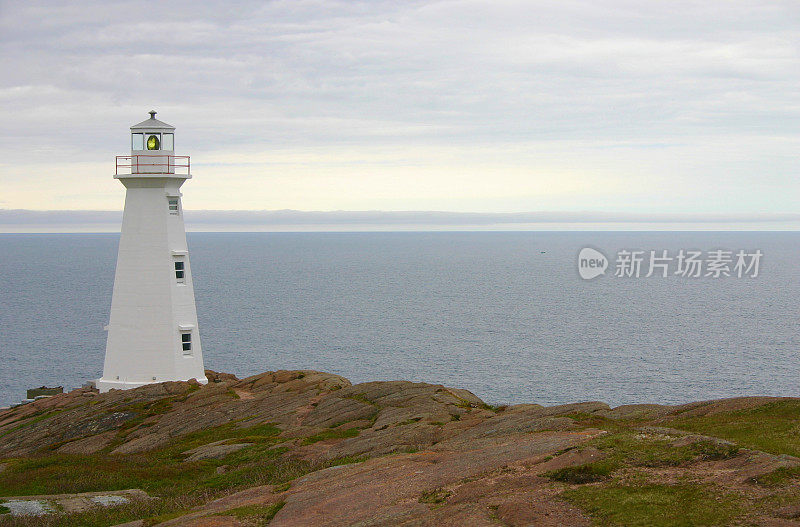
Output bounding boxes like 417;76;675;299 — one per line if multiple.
343;393;377;407
0;420;359;527
666;400;800;457
419;487;452;504
3;387;798;526
272;482;291;493
0;421;285;498
560;412;630;434
218;502;285;525
589;432;697;468
544;462;615;484
544;431;743;487
548;402;800;526
563;483;744;527
302;427;360;445
689;440;739;460
750;466;800;487
0;492;207;527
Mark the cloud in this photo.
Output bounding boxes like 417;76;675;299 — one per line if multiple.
0;0;798;213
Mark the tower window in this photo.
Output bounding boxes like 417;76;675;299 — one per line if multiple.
181;331;192;355
131;133;144;150
174;260;185;282
162;133;174;150
168;198;179;215
146;133;160;150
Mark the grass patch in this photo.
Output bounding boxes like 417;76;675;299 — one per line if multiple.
0;454;210;497
561;412;631;433
690;440;739;460
302;428;359;445
590;432;696;468
419;488;452;504
544;461;615;484
0;422;282;498
563;483;744;526
0;447;365;527
272;482;291;493
163;422;281;457
0;493;210;527
141;509;191;526
0;505;9;515
749;466;800;487
666;400;800;457
218;501;285;525
343;393;377;407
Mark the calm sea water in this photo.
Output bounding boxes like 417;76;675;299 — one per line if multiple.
1;232;798;407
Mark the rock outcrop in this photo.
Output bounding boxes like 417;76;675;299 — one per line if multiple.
0;371;798;526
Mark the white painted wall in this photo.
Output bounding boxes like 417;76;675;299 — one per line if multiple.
97;122;206;392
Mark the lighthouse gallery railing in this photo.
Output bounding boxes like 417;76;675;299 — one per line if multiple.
116;155;190;175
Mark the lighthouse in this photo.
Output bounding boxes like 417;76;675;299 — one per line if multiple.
97;111;207;392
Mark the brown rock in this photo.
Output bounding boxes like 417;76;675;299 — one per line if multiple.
300;396;376;428
666;397;789;419
775;504;800;519
56;430;117;455
533;446;605;473
597;404;672;420
205;370;239;384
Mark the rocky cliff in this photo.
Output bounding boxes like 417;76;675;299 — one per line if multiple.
0;371;798;526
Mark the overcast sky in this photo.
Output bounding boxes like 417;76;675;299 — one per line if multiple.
0;0;798;215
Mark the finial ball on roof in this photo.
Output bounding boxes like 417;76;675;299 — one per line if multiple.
149;110;157;119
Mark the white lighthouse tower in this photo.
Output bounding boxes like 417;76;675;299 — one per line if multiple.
97;111;207;392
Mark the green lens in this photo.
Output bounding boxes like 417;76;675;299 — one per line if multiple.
147;135;160;150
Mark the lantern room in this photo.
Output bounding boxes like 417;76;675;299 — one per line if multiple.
132;110;174;153
116;110;189;176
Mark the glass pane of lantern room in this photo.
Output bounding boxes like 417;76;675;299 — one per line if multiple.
132;133;144;150
146;133;161;150
162;133;174;150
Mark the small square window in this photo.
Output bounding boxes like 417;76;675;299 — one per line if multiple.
162;133;174;150
168;198;179;215
174;260;185;282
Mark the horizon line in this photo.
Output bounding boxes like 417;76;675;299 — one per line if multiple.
2;208;800;224
2;208;799;233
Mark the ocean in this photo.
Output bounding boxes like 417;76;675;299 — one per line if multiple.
1;231;798;407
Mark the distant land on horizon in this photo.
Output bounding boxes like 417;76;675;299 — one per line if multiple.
2;209;800;233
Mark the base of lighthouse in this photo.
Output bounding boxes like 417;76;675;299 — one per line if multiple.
98;172;207;393
96;378;208;392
